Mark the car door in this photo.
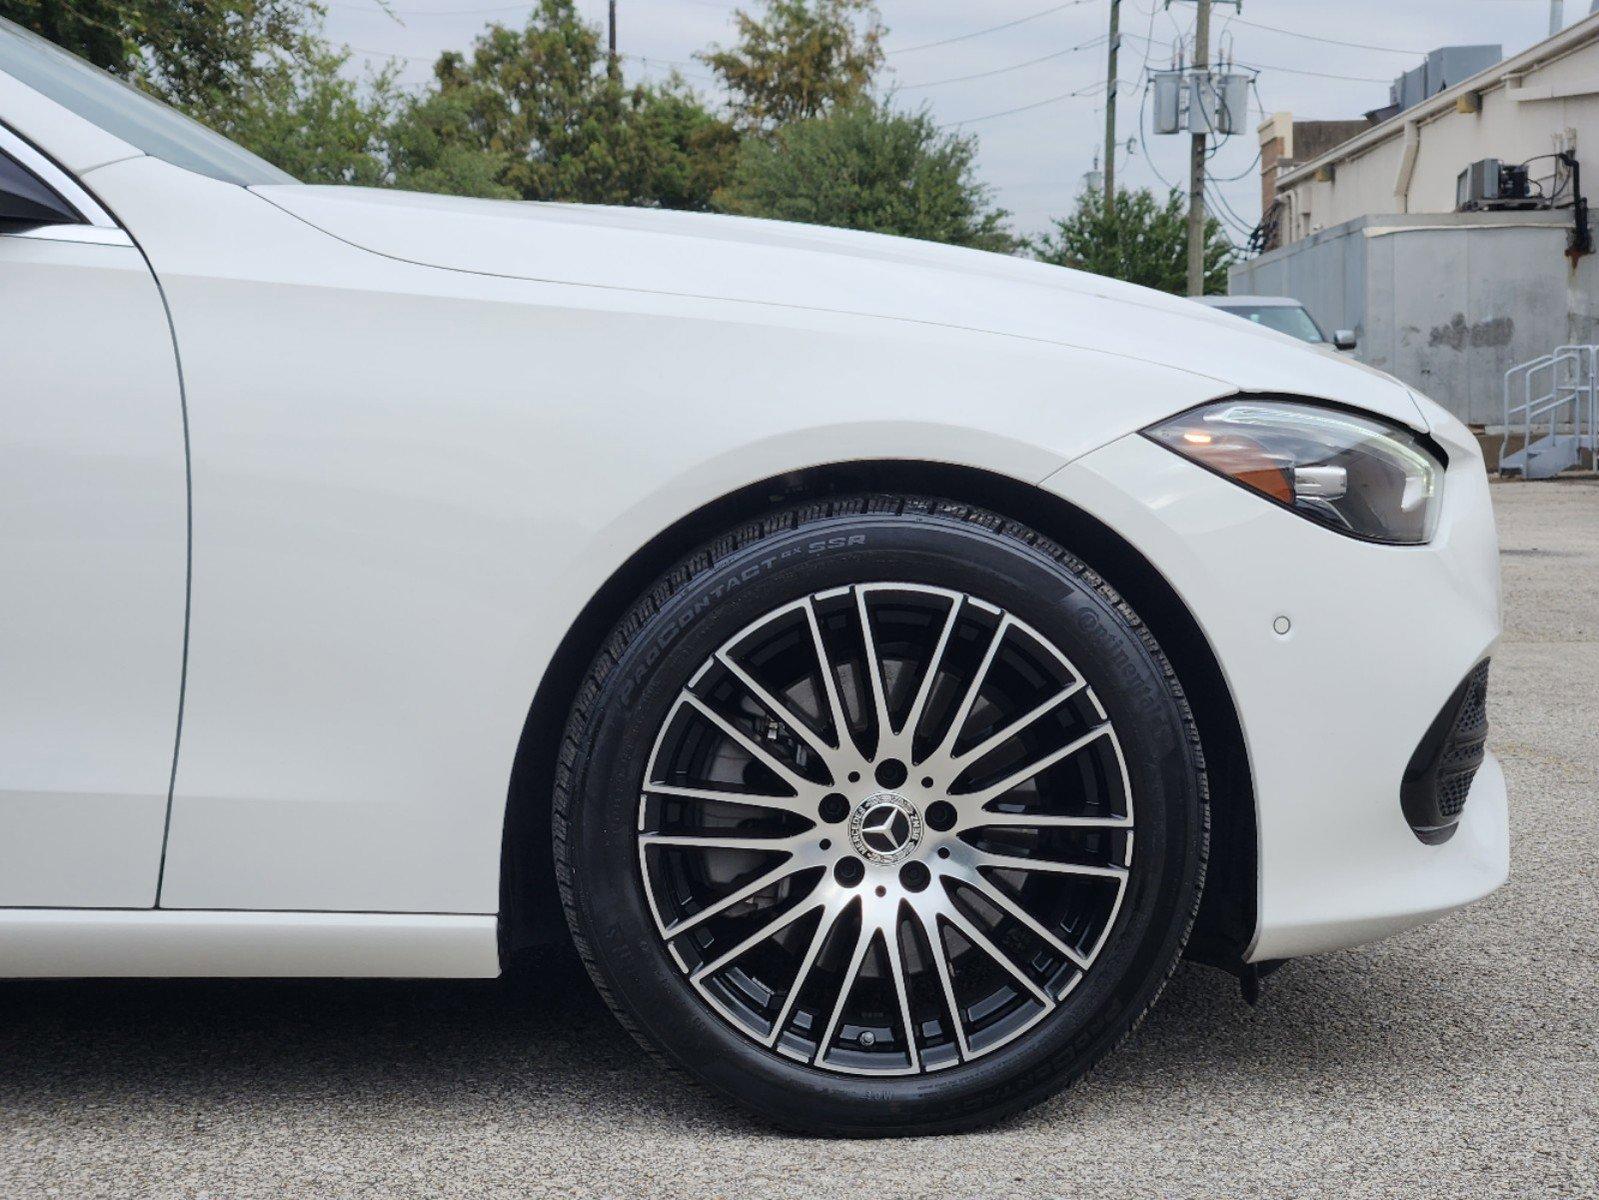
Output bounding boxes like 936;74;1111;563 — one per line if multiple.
0;124;188;907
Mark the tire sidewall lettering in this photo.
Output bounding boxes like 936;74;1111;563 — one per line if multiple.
562;507;1207;1131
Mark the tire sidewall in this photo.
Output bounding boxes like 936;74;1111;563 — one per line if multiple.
565;509;1204;1132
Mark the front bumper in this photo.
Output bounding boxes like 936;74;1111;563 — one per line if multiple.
1042;421;1509;962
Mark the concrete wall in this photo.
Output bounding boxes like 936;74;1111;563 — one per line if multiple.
1233;216;1367;338
1232;211;1596;425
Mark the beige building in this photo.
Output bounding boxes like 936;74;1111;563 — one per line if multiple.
1232;14;1599;427
1255;116;1367;249
1270;15;1599;244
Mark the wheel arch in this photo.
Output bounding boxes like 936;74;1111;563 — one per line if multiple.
499;459;1257;972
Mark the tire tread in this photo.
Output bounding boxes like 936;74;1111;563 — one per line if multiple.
550;494;1210;1135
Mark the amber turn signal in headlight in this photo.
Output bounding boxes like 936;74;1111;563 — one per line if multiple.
1144;399;1444;544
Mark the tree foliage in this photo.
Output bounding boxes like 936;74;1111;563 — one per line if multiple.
0;0;312;111
9;0;1048;255
1;0;399;185
1032;185;1235;294
698;0;883;134
717;102;1014;252
0;0;128;74
388;0;736;207
206;36;400;186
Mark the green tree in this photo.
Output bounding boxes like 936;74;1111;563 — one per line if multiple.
0;0;127;74
698;0;883;135
627;81;742;211
204;36;400;185
0;0;313;112
389;0;736;207
1033;185;1235;294
2;0;398;184
716;102;1014;252
384;86;518;199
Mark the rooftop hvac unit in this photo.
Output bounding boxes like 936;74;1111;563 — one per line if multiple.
1152;71;1184;135
1389;44;1503;116
1190;71;1250;136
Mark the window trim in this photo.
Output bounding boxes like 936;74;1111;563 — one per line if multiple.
0;120;118;229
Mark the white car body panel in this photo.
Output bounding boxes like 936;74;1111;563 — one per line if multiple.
0;76;1509;976
1043;418;1507;960
255;183;1428;431
77;155;1255;915
0;218;187;908
0;69;135;174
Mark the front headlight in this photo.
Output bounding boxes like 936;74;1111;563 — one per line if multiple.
1144;399;1444;545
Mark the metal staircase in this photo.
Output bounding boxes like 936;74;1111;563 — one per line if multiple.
1500;346;1599;478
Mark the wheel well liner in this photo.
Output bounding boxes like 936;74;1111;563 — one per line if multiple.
500;460;1257;970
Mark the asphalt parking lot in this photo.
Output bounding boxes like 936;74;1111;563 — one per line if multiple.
2;479;1595;1199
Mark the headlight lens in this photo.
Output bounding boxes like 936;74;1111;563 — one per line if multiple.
1144;399;1444;544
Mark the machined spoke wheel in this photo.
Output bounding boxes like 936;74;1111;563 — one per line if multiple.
638;584;1135;1075
556;496;1206;1135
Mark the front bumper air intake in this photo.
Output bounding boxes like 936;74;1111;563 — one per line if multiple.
1401;661;1491;845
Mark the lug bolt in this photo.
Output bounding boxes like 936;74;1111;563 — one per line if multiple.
834;857;865;887
819;793;850;823
899;861;931;893
859;1030;876;1047
874;759;908;789
925;800;956;831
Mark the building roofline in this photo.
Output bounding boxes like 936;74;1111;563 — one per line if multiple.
1276;11;1599;189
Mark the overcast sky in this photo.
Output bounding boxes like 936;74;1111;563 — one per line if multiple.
322;0;1590;244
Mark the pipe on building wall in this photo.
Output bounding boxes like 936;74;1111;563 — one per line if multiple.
1394;121;1422;212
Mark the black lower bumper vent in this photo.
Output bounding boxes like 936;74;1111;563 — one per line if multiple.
1401;661;1490;845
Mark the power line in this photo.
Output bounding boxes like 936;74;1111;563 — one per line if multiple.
349;45;426;59
888;1;1096;56
1232;58;1390;84
1205;143;1262;182
1119;32;1392;82
941;81;1110;129
1228;16;1423;56
896;36;1107;89
331;2;538;13
347;43;717;83
1204;165;1255;229
1205;179;1255;238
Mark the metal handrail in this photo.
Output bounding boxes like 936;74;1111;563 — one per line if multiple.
1502;345;1599;475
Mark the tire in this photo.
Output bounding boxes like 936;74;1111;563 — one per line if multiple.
553;495;1208;1136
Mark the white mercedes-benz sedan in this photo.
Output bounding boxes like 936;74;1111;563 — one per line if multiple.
0;19;1507;1135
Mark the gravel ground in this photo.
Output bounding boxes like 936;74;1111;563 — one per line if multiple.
2;479;1595;1199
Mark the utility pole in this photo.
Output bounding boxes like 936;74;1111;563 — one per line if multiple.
1550;0;1564;36
608;0;619;81
1186;0;1211;296
1103;0;1120;212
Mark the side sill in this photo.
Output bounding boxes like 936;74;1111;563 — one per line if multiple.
0;910;500;979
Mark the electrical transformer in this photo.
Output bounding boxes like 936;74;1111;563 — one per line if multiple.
1152;71;1184;135
1190;71;1250;136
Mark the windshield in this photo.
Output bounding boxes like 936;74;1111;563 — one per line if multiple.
0;16;295;186
1215;303;1327;344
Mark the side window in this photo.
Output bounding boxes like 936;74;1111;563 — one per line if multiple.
0;149;79;228
0;147;81;229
